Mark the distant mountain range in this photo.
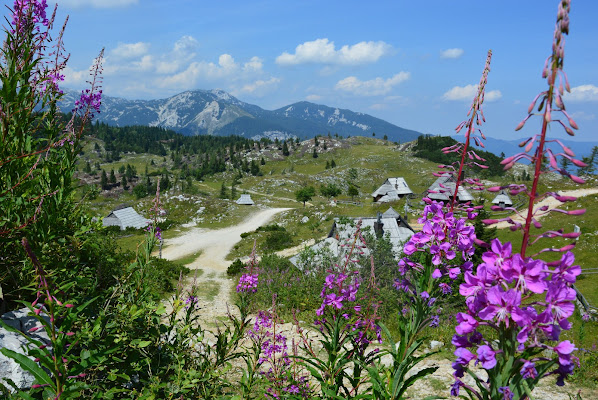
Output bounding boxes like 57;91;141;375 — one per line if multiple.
60;89;423;142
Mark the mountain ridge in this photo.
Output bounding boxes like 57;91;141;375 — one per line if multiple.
59;89;422;142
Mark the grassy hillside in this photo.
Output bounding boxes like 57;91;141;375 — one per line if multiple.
74;131;597;304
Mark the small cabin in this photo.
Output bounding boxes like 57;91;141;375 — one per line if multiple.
235;194;255;205
103;207;151;230
491;189;513;209
425;174;474;203
372;177;413;203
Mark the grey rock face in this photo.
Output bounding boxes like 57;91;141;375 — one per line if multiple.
0;308;51;392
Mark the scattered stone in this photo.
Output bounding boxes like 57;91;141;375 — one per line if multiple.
430;340;444;351
301;216;309;224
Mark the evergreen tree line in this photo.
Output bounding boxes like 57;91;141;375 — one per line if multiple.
413;135;506;177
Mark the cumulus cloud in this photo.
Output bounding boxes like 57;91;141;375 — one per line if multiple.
57;0;138;8
440;48;464;59
62;66;89;86
111;42;150;59
335;72;410;96
276;38;391;66
156;36;200;74
238;77;281;95
443;84;502;101
565;84;598;101
243;56;263;72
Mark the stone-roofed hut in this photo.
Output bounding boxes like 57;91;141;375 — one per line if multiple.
425;174;474;203
102;207;150;230
491;189;513;209
235;194;255;205
372;177;413;203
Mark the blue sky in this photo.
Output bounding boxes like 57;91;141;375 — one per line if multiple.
43;0;598;141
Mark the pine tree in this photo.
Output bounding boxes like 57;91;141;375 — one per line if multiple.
231;183;237;200
330;159;336;168
325;160;330;169
100;170;108;190
261;157;266;165
250;160;260;176
219;182;228;199
84;161;92;173
121;175;128;190
282;141;290;156
109;169;116;184
314;136;319;147
312;148;318;158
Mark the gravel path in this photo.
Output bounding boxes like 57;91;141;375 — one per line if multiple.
161;207;291;321
492;187;598;229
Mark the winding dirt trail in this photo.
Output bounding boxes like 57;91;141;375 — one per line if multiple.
161;207;291;320
492;187;598;229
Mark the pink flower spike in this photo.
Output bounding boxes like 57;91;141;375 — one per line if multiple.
64;304;74;308
482;219;499;225
571;159;587;167
560;244;576;252
28;326;40;333
567;209;586;216
570;175;586;184
65;332;75;336
569;118;578;130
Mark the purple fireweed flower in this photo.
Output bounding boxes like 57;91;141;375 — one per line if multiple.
454;347;475;366
452;334;470;348
477;345;497;369
520;360;537;379
496;254;547;294
324;293;343;309
538;282;576;325
498;387;514;400
554;340;576;366
455;312;478;335
237;273;258;293
552;251;581;284
450;380;463;396
478;286;530;328
439;282;452;294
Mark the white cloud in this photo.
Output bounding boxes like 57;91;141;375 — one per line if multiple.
485;90;502;101
57;0;138;8
243;56;263;72
306;94;322;101
566;84;598;101
156;36;199;74
440;48;464;59
111;42;150;59
276;38;391;66
335;72;410;96
62;65;89;86
238;77;281;95
443;84;502;101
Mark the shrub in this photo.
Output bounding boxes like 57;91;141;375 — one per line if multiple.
227;258;245;276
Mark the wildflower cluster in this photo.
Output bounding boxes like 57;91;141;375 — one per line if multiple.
398;201;477;300
451;239;580;397
237;273;259;293
248;310;311;398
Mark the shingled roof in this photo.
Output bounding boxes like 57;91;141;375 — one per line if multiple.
492;189;513;207
235;194;255;205
103;207;150;230
426;174;474;202
372;177;413;203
